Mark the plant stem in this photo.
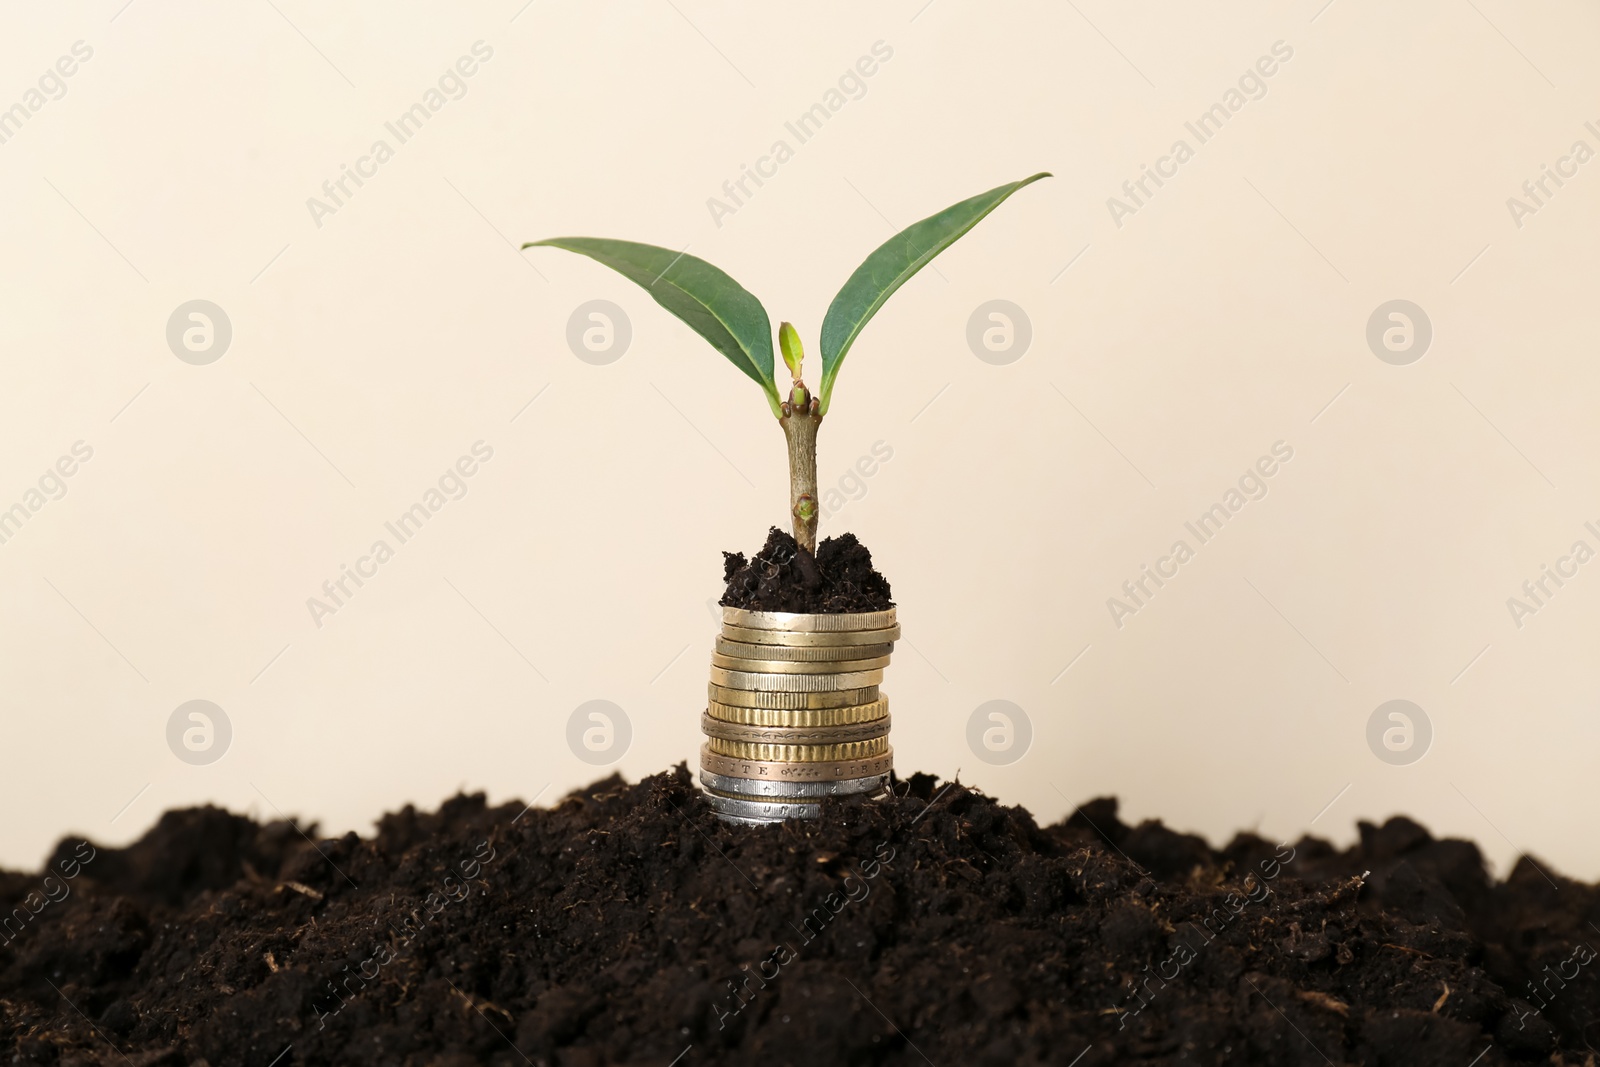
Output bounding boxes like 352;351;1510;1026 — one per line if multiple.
780;399;822;555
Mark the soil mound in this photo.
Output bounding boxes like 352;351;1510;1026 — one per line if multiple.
720;527;893;613
2;770;1595;1065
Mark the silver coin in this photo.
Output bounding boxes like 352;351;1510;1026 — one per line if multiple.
715;637;894;662
722;607;897;632
700;770;890;798
703;792;820;820
708;683;880;710
713;811;794;826
708;667;885;691
720;623;901;647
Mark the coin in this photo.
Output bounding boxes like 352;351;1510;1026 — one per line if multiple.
708;667;884;691
719;623;902;647
715;637;894;662
700;743;894;781
712;812;789;826
706;736;890;762
699;769;890;798
705;696;889;726
707;684;880;710
702;792;820;820
700;712;890;744
710;652;892;674
722;607;897;632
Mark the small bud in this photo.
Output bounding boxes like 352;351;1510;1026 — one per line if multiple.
794;494;817;521
779;322;804;379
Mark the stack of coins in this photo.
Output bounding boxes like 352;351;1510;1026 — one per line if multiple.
700;606;897;824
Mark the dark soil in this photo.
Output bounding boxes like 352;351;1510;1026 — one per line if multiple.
720;528;894;613
2;770;1597;1066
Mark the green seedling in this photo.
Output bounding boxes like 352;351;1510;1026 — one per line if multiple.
525;171;1049;554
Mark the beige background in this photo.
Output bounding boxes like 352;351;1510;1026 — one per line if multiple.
3;0;1598;878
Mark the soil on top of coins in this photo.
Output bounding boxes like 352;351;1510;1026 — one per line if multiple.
3;768;1597;1067
720;527;893;613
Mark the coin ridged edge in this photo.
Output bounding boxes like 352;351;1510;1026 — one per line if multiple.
706;697;890;726
700;712;891;743
708;684;880;710
706;736;890;762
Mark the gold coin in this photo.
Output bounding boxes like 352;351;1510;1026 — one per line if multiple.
705;696;890;726
707;684;880;710
700;743;894;781
715;637;894;662
722;607;897;632
710;652;891;674
706;736;890;762
700;712;891;744
719;623;901;647
709;666;884;691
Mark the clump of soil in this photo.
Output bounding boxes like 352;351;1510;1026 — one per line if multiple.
2;770;1597;1066
721;527;893;613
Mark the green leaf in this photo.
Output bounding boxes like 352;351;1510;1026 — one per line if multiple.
817;172;1051;413
778;321;804;379
524;237;780;415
